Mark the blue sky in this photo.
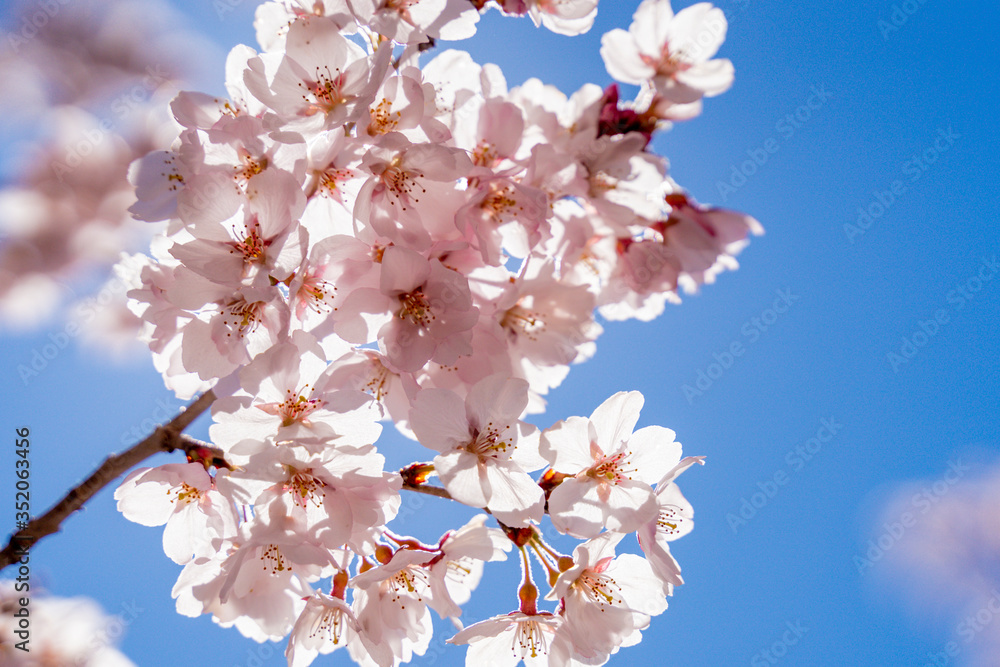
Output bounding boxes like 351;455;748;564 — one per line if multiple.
2;0;1000;665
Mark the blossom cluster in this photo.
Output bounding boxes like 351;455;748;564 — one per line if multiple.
117;0;759;665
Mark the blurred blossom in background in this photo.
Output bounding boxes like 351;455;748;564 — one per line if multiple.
868;454;1000;667
0;580;136;665
0;0;217;352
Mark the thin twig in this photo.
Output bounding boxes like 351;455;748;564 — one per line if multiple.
399;482;454;502
0;390;216;570
398;475;494;516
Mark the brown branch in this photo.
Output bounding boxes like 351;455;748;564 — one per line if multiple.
0;390;217;570
398;467;492;515
399;462;454;502
400;481;454;502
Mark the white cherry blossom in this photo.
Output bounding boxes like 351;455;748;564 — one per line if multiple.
286;591;362;667
409;374;546;525
209;330;382;460
601;0;734;108
348;548;437;667
427;515;511;618
637;455;704;588
244;17;391;129
335;245;479;372
349;0;481;45
541;391;683;538
526;0;599;36
548;532;668;662
173;507;330;641
115;462;238;564
449;611;572;666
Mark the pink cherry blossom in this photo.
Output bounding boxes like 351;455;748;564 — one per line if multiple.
409;374;546;525
209;330;382;461
448;611;571;666
542;391;683;537
348;548;437;666
457;176;548;265
601;0;734;109
493;262;603;398
231;443;401;552
349;0;481;45
336;245;479;372
548;532;669;662
526;0;599;36
286;591;362;667
427;515;511;618
174;506;331;641
244;17;391;129
115;462;238;564
637;455;704;588
659;192;763;284
168;169;307;290
354;132;473;247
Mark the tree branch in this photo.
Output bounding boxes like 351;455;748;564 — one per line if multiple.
0;390;217;570
398;461;456;502
399;481;454;502
398;469;493;516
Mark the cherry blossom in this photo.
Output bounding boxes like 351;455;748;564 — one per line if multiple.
349;0;481;45
457;175;549;265
335;245;479;372
426;515;511;618
348;548;437;666
223;442;401;552
448;611;571;666
209;330;382;459
548;532;669;662
354;132;473;247
173;505;331;641
410;374;546;524
168;170;308;290
525;0;600;36
601;0;734;112
254;4;358;54
659;192;764;286
494;262;603;385
637;455;704;588
477;0;599;36
541;391;683;537
286;590;362;667
324;348;418;427
114;462;238;564
244;17;391;130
